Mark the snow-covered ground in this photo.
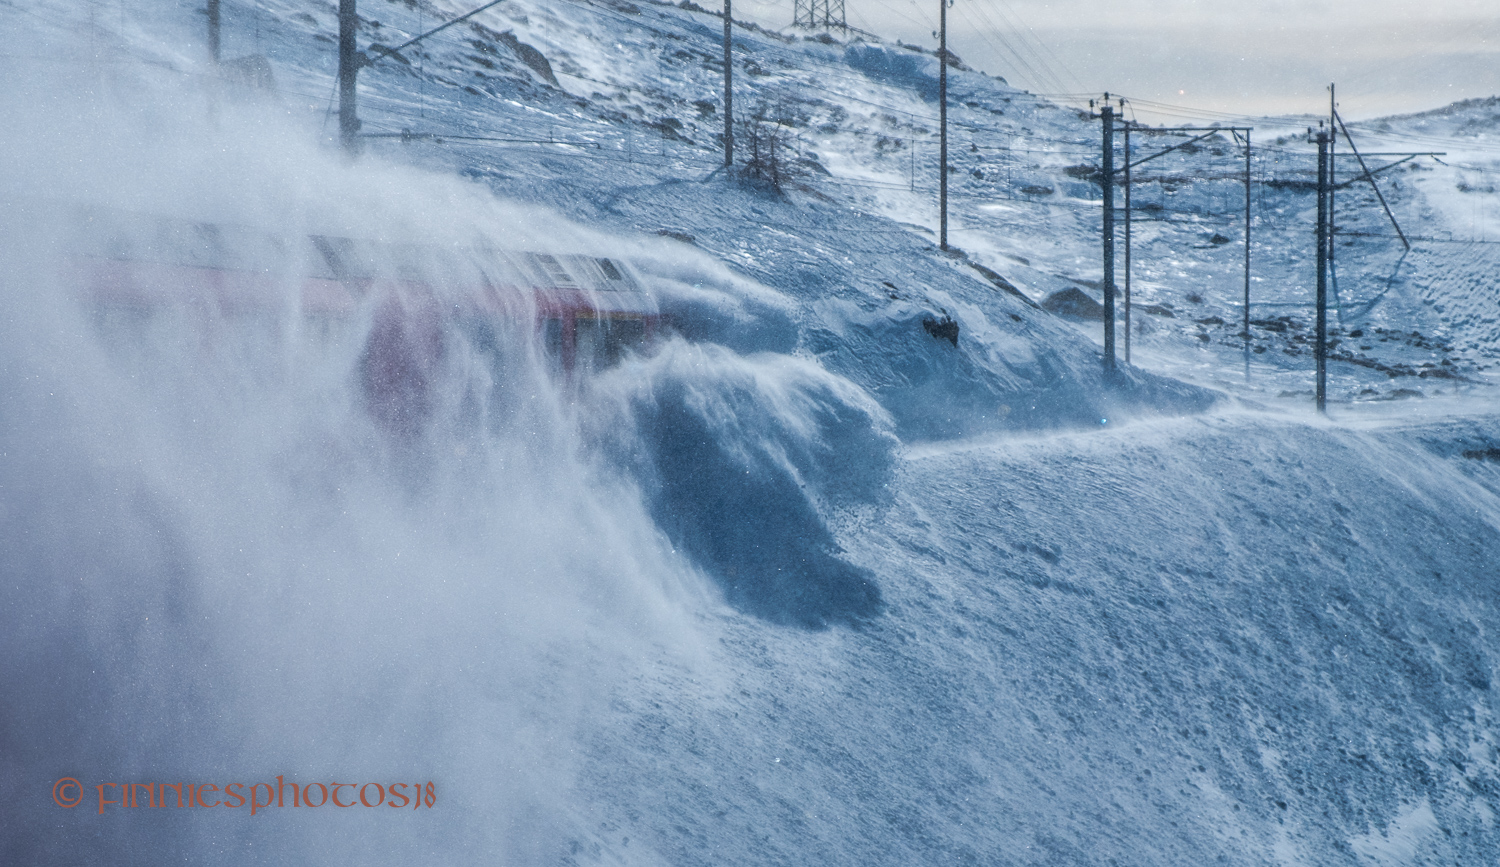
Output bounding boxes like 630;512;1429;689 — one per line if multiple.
2;2;1498;865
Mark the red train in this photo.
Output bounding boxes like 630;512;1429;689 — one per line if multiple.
66;209;660;435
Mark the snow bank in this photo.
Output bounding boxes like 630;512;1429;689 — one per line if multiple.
586;340;896;627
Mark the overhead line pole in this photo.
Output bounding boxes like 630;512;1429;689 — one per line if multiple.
938;0;948;251
1242;128;1251;374
339;0;360;155
207;0;221;63
723;0;733;167
1100;99;1116;371
1315;128;1329;414
1122;109;1131;364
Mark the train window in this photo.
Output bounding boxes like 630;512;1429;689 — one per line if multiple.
536;316;648;373
529;253;577;289
575;316;646;368
542;317;565;361
597;258;622;281
574;317;601;370
605;318;647;364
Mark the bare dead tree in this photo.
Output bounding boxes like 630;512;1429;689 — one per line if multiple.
738;100;810;191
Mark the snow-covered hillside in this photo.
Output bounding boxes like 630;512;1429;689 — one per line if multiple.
2;2;1498;866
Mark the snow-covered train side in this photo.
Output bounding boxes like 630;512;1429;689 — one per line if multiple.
64;210;660;434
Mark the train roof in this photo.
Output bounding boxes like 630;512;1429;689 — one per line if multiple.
65;208;657;319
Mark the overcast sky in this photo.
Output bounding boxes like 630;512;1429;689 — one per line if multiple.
735;0;1500;122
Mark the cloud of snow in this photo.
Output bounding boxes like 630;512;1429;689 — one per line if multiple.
0;34;711;865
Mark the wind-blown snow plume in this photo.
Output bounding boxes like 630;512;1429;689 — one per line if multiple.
0;49;699;865
586;340;898;628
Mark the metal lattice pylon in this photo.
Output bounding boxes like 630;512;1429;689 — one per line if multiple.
793;0;846;31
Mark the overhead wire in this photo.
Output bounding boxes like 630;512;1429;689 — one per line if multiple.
953;2;1056;95
967;1;1054;90
991;0;1084;93
960;0;1068;96
1340;125;1500;155
856;0;933;35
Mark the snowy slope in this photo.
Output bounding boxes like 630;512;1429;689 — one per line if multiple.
2;2;1499;866
575;410;1500;866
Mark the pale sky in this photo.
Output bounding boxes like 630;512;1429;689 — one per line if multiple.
735;0;1500;121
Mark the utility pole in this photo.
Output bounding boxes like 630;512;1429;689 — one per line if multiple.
938;0;948;251
1101;99;1116;371
723;0;733;167
333;0;506;156
1315;128;1329;413
207;0;221;63
338;0;360;155
1122;106;1131;364
1243;129;1252;368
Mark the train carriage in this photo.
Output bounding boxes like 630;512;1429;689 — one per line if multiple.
65;208;660;436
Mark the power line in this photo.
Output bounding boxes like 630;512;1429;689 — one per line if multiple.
993;0;1084;92
954;2;1056;95
961;0;1072;95
855;0;932;33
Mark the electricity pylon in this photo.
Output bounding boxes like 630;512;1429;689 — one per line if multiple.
793;0;846;31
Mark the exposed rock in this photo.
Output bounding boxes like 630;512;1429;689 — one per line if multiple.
1042;287;1103;321
221;54;278;95
922;315;959;347
497;31;558;86
966;260;1039;308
